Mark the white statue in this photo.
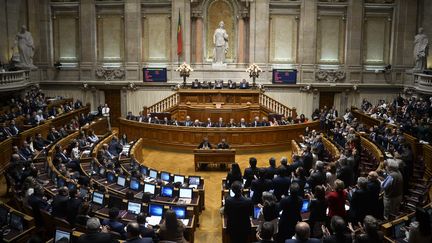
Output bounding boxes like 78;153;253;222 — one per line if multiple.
213;21;228;64
413;27;428;72
15;25;36;69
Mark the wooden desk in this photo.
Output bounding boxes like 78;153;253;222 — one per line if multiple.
193;149;236;171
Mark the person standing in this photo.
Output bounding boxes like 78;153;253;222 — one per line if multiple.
224;181;253;243
382;159;404;219
102;104;111;131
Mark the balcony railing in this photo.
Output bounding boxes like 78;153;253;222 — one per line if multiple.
414;73;432;94
0;70;31;89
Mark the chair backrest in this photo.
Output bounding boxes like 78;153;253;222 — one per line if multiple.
53;216;72;230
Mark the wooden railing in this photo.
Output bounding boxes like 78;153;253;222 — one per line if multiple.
322;135;341;161
259;92;297;119
148;93;180;113
0;70;30;85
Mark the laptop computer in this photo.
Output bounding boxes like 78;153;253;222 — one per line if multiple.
106;172;116;183
91;191;105;210
129;178;140;191
127;201;142;215
140;166;148;176
117;175;126;187
148;169;158;179
160;171;171;182
54;228;71;243
178;188;193;204
147;204;164;226
188;176;201;189
171;206;186;219
173;175;185;184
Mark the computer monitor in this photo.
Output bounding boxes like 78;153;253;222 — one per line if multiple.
148;204;164;217
160;171;171;182
92;191;104;205
160;186;173;198
129;178;140;191
188;176;201;185
149;169;158;179
140;166;148;176
9;212;23;231
173;175;185;184
144;183;156;195
98;167;106;176
57;178;66;188
67;182;76;191
127;201;142;215
106;172;116;183
171;206;186;219
54;229;71;243
301;199;310;213
117;175;126;187
0;206;9;226
179;188;192;199
253;205;261;219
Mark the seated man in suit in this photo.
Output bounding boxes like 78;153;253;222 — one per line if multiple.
224;181;253;243
197;137;212;149
285;222;320;243
183;116;193;127
239;79;250;89
205;118;214;128
34;133;50;151
125;222;153;243
227;79;237;89
78;217;119;243
108;136;123;157
252;116;262;127
101;143;117;161
20;141;35;159
238;118;248;128
227;118;237;128
12;145;31;162
8;119;20;136
215;117;225;127
214;80;224;89
217;138;230;149
102;207;126;239
126;111;135;120
191;79;201;89
47;127;61;142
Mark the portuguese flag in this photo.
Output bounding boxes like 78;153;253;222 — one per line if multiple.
177;10;183;56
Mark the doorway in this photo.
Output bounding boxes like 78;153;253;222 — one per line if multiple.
319;92;335;109
103;89;121;128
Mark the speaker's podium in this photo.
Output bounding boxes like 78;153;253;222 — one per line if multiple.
194;149;236;171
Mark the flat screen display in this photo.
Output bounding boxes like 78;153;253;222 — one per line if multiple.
129;179;140;191
127;202;142;215
143;68;167;82
117;176;126;187
179;188;192;199
160;186;173;198
171;206;186;219
54;229;71;243
160;172;170;182
148;204;163;217
174;175;185;184
92;192;104;205
301;199;310;213
144;183;156;195
149;170;158;179
272;69;297;84
189;176;200;185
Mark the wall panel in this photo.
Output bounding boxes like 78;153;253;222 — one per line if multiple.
97;15;124;62
269;15;298;63
317;16;345;64
364;15;391;64
142;14;171;62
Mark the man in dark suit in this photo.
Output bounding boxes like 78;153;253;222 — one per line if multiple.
125;222;153;243
265;157;278;180
20;141;34;159
205;118;214;128
8;119;20;136
183;116;193;127
272;167;291;200
289;155;303;173
285;222;320;243
51;186;69;219
224;181;253;243
136;213;156;239
197;137;212;149
66;188;83;225
191;79;201;89
277;157;290;175
34;133;50;151
217;138;230;149
102;207;126;239
278;183;303;241
301;146;313;176
227;80;236;89
243;157;259;188
239;118;248;128
47;127;61;142
215;117;225;127
336;158;354;188
77;217;119;243
252;116;262;127
109;136;123;157
126;111;135;120
250;169;272;204
239;79;250;89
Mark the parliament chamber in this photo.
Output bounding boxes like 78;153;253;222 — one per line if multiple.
1;0;432;243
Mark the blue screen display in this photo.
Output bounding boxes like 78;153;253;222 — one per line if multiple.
129;179;140;191
148;204;163;217
160;172;170;181
143;68;167;82
253;206;261;219
161;186;173;197
172;206;186;219
301;200;310;213
106;172;115;183
140;166;148;176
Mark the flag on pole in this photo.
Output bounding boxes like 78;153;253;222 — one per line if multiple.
177;10;183;56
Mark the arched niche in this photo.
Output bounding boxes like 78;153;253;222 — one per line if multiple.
204;0;238;63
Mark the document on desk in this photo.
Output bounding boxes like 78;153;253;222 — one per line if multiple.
180;219;189;226
146;216;162;226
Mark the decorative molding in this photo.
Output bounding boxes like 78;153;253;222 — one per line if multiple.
318;0;347;2
365;0;395;3
316;69;346;83
95;66;125;80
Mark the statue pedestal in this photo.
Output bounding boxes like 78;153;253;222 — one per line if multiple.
211;63;227;69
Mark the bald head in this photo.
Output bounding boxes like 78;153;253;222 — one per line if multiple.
295;222;311;241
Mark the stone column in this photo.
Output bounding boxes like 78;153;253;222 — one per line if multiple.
393;0;418;68
423;0;432;68
194;14;203;64
80;0;97;80
248;0;269;64
298;0;317;66
0;0;8;64
124;0;141;80
237;16;246;64
345;0;363;82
